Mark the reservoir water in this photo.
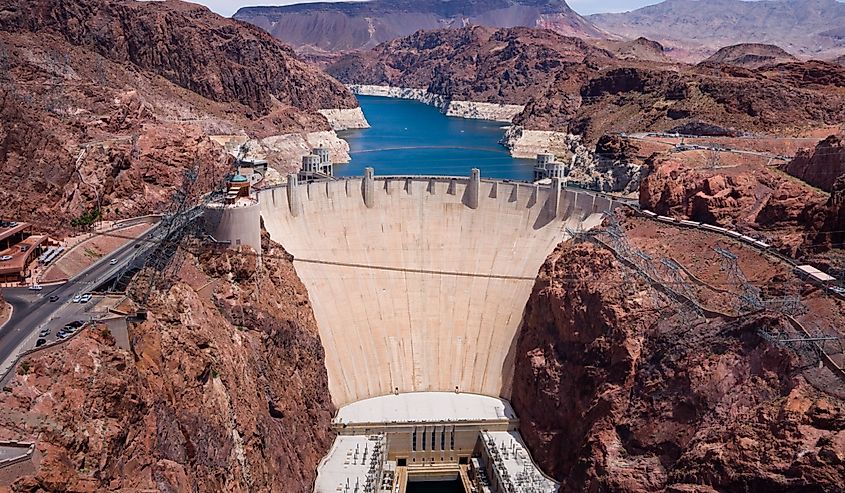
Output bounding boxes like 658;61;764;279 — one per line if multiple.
337;95;535;180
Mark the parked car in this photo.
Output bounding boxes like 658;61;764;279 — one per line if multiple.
48;295;59;302
80;294;93;303
28;284;43;291
72;294;82;303
38;328;50;337
0;255;12;261
35;339;47;348
56;332;68;340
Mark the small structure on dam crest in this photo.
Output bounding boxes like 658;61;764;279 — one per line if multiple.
203;169;262;252
299;145;334;183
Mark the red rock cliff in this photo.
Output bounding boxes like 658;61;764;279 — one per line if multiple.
511;219;845;491
0;240;334;492
638;150;829;255
782;134;845;193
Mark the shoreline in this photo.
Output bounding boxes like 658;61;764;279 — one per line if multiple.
348;84;574;159
348;84;525;123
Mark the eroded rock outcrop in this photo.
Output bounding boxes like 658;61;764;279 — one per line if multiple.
782;134;845;193
512;223;845;491
701;43;798;69
810;175;845;253
639;151;828;254
0;240;333;491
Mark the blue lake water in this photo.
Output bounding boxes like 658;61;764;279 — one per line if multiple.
336;96;535;180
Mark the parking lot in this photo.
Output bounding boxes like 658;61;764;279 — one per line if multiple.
5;289;111;355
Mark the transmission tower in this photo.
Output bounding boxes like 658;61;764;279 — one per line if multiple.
714;246;763;313
659;258;704;321
705;150;721;170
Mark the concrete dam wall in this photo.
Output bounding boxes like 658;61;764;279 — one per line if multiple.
259;172;620;406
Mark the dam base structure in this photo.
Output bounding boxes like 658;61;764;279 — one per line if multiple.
256;169;623;492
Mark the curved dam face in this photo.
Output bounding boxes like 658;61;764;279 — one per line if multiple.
259;173;617;406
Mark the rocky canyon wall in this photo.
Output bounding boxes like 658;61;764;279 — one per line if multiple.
511;217;845;491
0;239;334;492
0;0;363;232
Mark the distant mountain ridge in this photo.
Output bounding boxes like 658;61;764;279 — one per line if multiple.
589;0;845;61
233;0;604;54
329;26;845;142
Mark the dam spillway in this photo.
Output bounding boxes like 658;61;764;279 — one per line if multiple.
259;170;620;407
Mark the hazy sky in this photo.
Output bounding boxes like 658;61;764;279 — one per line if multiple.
194;0;670;18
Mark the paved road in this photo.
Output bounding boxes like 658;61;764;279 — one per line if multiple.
0;444;30;462
0;224;160;375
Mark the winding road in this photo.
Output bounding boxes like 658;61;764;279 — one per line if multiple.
0;223;161;380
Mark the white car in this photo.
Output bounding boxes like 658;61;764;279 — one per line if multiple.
28;284;43;291
109;258;118;265
72;294;82;303
80;294;93;304
0;255;12;261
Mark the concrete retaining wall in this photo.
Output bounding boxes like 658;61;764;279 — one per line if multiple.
260;175;619;406
204;201;262;253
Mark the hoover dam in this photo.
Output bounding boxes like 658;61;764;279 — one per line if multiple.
251;169;623;491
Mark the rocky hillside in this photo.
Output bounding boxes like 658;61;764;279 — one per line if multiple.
512;215;845;491
0;239;334;491
334;26;845;142
2;0;356;115
234;0;604;55
594;37;668;62
328;26;612;104
589;0;845;61
0;0;358;232
702;43;799;69
638;148;828;255
636;133;845;260
560;61;845;143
